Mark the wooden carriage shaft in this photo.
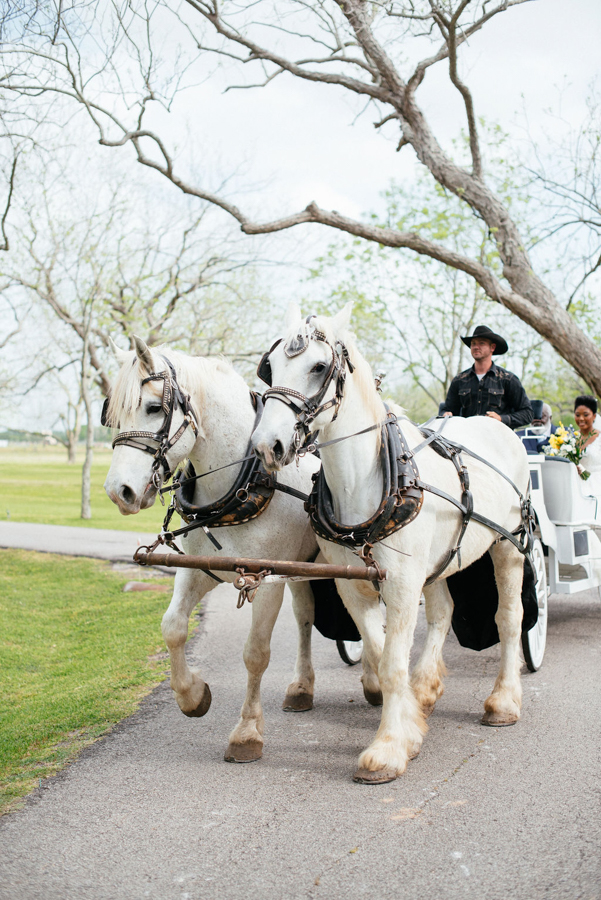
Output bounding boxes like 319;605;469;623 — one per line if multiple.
135;551;386;582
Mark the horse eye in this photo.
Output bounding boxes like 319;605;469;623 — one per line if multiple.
311;362;327;375
146;404;163;416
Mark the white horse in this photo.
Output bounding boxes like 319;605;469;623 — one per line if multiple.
104;337;320;763
252;304;531;784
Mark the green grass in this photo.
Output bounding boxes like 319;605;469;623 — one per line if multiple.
0;446;165;532
0;549;184;815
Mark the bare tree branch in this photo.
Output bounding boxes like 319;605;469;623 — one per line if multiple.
0;154;17;251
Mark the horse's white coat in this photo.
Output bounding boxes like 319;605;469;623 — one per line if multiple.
104;341;320;760
252;305;530;780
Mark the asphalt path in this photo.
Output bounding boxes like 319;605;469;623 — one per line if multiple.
1;529;600;899
0;521;158;562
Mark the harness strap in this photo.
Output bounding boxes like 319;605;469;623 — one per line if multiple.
419;442;474;585
273;482;310;502
431;436;525;501
408;415;451;457
299;418;387;457
418;481;530;557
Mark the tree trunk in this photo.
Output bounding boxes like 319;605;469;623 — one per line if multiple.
67;432;77;465
80;331;93;520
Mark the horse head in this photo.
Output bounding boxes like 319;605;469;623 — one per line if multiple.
252;302;356;471
104;336;199;515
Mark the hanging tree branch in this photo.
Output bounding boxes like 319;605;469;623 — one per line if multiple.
4;0;601;392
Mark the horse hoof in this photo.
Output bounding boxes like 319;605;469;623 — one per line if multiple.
363;687;383;707
282;693;313;712
353;767;397;785
224;740;263;763
481;711;518;727
421;703;435;719
181;683;212;718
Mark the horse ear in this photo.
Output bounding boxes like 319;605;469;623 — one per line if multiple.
285;301;302;330
133;335;155;373
330;301;353;334
108;336;129;364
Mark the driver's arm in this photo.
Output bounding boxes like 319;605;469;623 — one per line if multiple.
439;377;461;417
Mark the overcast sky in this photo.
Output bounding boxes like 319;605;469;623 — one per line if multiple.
168;0;601;224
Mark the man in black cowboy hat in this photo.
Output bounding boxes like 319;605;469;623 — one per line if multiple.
439;325;533;429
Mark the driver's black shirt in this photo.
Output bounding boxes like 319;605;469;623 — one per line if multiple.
440;362;533;430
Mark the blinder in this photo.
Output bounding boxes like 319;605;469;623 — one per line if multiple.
257;339;282;387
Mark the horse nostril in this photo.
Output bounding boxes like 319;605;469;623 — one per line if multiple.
120;485;136;506
273;440;284;461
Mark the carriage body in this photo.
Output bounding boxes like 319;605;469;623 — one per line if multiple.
528;453;601;595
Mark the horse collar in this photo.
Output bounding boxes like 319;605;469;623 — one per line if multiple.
305;411;424;553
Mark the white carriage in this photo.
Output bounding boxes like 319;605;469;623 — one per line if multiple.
524;443;601;671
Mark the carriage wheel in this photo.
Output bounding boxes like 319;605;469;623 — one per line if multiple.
522;538;548;672
336;639;363;665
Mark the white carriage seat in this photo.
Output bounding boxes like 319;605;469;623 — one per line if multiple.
540;456;600;526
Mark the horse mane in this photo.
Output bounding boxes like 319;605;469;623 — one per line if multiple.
106;346;240;428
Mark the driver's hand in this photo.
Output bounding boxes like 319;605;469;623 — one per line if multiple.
486;411;502;421
442;411;453;417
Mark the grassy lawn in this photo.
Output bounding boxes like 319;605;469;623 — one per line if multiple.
0;549;185;815
0;445;165;532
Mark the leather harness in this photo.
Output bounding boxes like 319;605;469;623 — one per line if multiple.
106;374;306;577
106;340;533;590
161;394;277;555
258;321;534;584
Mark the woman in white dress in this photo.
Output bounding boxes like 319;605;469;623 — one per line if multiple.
575;395;601;496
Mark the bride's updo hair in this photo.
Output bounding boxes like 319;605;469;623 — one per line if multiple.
574;395;598;414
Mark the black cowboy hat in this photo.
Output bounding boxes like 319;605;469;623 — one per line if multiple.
461;324;508;356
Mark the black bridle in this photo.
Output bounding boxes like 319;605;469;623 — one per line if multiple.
105;355;198;487
257;315;355;450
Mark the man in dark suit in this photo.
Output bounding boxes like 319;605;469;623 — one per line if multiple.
517;402;557;454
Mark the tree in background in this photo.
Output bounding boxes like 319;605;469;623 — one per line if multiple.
3;1;601;392
0;148;278;514
307;146;556;419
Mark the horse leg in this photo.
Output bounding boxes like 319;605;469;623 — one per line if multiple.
282;581;315;712
354;582;427;784
411;580;453;716
161;568;214;717
225;582;285;763
334;579;385;706
482;541;524;726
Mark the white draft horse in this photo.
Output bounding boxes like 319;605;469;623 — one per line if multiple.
252;304;531;784
104;337;320;762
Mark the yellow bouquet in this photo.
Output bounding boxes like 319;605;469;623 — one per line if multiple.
544;423;590;480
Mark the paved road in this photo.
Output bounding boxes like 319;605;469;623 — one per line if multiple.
0;521;162;562
1;551;600;899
